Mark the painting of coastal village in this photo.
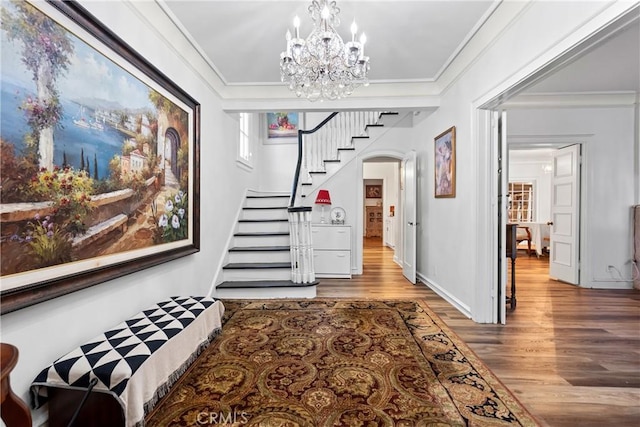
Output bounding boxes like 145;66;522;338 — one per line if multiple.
1;1;194;291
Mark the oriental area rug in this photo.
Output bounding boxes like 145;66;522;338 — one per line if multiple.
146;300;539;426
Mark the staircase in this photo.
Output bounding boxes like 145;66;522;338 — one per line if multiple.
215;111;406;299
215;192;317;298
293;111;401;204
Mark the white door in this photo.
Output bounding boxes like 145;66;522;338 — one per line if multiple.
496;111;508;323
549;144;581;284
402;150;417;283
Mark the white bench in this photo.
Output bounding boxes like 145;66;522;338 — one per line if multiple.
31;296;225;427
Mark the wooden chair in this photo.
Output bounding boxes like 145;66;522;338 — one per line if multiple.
516;226;532;256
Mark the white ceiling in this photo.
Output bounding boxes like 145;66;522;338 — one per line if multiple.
162;0;497;85
161;1;639;96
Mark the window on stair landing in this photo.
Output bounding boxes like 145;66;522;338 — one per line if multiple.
508;181;535;223
237;112;252;167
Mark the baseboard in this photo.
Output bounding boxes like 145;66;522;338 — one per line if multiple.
416;272;472;319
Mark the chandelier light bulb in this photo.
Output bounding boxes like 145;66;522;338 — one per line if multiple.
350;20;357;42
360;33;367;57
321;5;330;20
293;15;300;38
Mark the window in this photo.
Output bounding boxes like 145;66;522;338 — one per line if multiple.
238;112;252;167
508;182;534;222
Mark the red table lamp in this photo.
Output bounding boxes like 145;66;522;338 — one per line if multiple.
315;189;332;223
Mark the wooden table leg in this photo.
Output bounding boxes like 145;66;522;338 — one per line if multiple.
510;257;517;310
1;343;33;427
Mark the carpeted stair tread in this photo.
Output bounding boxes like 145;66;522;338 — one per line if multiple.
238;219;288;222
234;231;289;236
216;280;317;289
229;246;290;252
242;206;288;210
223;262;291;269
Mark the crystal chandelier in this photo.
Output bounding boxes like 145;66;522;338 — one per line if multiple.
280;0;370;102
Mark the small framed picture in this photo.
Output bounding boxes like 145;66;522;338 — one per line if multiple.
266;112;299;139
434;126;456;198
366;185;382;199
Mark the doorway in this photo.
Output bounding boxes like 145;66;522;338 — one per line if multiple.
362;158;400;267
507;144;583;284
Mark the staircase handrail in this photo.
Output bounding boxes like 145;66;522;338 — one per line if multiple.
289;112;339;209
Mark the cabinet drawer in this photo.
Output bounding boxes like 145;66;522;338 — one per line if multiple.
312;226;351;250
314;250;351;275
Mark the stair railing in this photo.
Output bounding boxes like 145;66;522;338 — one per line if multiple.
289;112;339;209
302;111;379;182
287;111;381;284
287;112;337;284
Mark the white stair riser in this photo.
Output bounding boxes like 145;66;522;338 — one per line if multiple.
241;209;288;221
213;286;316;299
233;235;290;247
245;197;289;208
237;221;289;233
227;250;290;264
222;268;290;281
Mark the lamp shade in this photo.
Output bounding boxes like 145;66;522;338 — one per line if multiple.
315;189;332;205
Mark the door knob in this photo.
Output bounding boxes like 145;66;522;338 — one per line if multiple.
408;222;414;226
547;221;553;226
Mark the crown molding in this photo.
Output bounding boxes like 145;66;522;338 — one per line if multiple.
502;91;638;109
220;95;440;114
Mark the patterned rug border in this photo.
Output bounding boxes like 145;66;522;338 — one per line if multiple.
148;297;541;426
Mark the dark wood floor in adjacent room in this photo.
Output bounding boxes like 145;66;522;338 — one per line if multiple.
317;238;640;427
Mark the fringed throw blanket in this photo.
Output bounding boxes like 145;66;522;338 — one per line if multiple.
31;296;225;427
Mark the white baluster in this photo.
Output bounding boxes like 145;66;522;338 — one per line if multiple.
288;211;300;283
301;209;315;283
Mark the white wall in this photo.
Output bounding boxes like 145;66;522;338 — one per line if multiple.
255;113;300;192
508;107;637;288
0;2;257;425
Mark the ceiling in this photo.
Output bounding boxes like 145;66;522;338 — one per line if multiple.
162;0;497;85
160;1;639;97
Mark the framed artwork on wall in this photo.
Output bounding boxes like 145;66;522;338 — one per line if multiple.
0;0;201;313
266;112;300;140
366;185;382;199
434;126;456;198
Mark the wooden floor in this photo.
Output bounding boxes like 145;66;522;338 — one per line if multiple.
317;237;640;427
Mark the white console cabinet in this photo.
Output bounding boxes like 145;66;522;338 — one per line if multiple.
311;224;351;278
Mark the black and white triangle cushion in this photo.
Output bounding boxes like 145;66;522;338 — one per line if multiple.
31;296;222;426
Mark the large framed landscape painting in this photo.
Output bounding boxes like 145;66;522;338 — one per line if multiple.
0;1;201;313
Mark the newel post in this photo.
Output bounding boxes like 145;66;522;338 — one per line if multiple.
288;206;315;284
